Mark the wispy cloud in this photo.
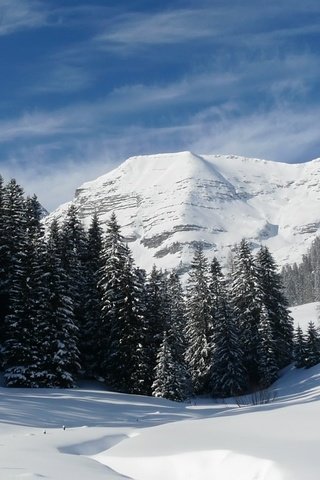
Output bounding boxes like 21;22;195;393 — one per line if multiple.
0;0;47;36
2;100;320;212
29;64;95;95
94;2;320;51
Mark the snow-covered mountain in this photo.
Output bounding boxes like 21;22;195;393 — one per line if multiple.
46;151;320;271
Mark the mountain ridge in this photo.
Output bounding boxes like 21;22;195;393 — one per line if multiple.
45;151;320;271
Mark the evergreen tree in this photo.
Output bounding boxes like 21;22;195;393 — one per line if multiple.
210;264;247;398
0;175;8;359
3;239;39;386
3;188;47;386
60;205;87;371
256;246;293;369
166;272;190;398
81;213;103;376
39;220;80;387
144;265;169;389
230;239;261;384
152;331;188;401
25;194;43;239
257;305;278;388
209;257;225;330
305;321;320;368
99;213;148;393
185;246;212;394
167;272;187;363
60;204;87;318
294;325;307;368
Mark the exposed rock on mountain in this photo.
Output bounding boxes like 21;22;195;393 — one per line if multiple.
45;151;320;271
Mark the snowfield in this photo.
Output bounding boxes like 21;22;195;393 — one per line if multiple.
0;302;319;480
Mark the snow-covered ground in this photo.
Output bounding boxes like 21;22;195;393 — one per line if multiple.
290;301;320;331
1;302;320;480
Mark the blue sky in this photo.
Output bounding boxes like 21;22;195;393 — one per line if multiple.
1;0;320;210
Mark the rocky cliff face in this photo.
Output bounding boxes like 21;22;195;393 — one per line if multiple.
45;151;320;271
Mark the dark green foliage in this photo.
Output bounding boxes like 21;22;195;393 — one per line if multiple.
144;265;169;390
282;236;320;306
99;213;148;393
81;213;103;376
185;246;212;394
305;321;320;368
294;325;307;368
256;246;293;369
257;306;278;388
39;220;80;387
152;331;188;401
210;259;247;397
230;239;261;384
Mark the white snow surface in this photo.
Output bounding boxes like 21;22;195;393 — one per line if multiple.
45;151;320;271
290;301;320;331
1;303;320;479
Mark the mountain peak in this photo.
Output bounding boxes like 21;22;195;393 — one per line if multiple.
46;151;320;272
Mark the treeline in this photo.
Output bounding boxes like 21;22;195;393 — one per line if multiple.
282;237;320;306
0;176;296;400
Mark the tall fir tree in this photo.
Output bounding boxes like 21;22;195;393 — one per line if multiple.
230;239;261;385
99;213;148;393
144;265;169;390
210;261;247;398
3;185;46;386
185;245;212;394
0;175;8;360
166;272;190;398
256;246;293;369
39;220;80;387
294;325;307;368
305;321;320;368
81;213;103;376
152;331;188;401
60;205;87;370
257;305;279;388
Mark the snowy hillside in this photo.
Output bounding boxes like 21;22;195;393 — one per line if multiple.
290;301;320;331
45;152;320;271
1;298;320;480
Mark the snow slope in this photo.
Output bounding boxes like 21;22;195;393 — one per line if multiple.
0;304;320;480
45;152;320;272
290;301;320;331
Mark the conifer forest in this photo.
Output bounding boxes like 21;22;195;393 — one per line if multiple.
0;175;318;401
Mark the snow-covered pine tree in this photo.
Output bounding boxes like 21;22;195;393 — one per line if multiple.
294;325;307;368
3;183;45;386
256;246;293;369
80;213;102;377
60;205;87;335
257;305;278;388
25;194;44;239
166;272;190;398
2;180;30;385
209;257;225;330
185;245;212;394
210;260;247;398
144;265;169;390
99;213;148;393
60;205;88;375
152;331;188;401
167;272;187;362
81;213;103;377
0;175;9;361
230;239;261;385
39;220;80;387
305;321;320;368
